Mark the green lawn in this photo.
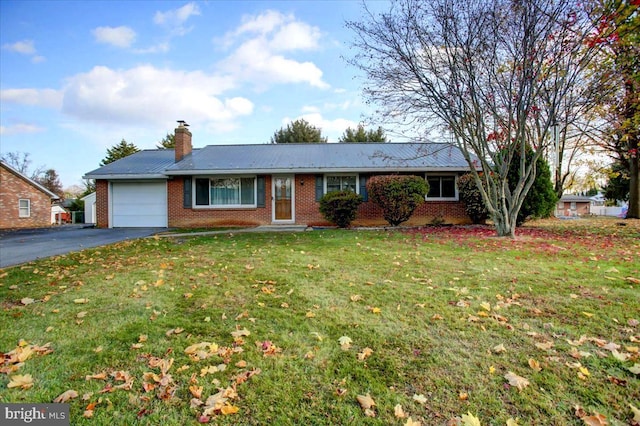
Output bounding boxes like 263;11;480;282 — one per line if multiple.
1;219;639;425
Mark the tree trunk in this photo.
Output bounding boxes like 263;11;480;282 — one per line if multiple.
623;75;639;219
627;141;639;219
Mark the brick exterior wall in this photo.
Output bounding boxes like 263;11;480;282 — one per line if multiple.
167;177;273;228
165;174;471;228
95;180;109;228
0;164;53;229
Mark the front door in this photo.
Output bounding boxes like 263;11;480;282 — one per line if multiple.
273;176;294;222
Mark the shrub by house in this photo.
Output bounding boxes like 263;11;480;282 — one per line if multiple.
366;175;429;226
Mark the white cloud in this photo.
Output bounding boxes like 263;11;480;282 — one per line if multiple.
93;26;137;48
3;39;36;54
269;21;321;51
216;11;328;90
0;123;44;135
154;2;200;35
59;65;252;130
2;40;45;63
0;88;63;108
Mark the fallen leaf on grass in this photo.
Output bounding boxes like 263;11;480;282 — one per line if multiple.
413;394;427;404
21;297;35;305
611;350;630;361
492;344;506;354
405;417;422;426
504;371;529;391
256;340;281;356
506;418;520;426
350;294;363;302
85;372;107;380
220;403;239;415
357;347;373;361
535;341;554;350
83;402;97;418
8;374;33;389
54;389;78;403
338;336;352;350
628;363;640;375
630;404;640;423
74;298;89;304
164;327;184;337
528;358;542;372
581;413;608;426
230;328;250;339
460;412;481;426
394;404;406;418
356;393;376;417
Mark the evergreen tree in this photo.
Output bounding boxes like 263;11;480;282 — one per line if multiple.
156;133;175;149
603;161;630;203
339;125;387;143
507;148;558;226
100;139;140;166
270;119;327;144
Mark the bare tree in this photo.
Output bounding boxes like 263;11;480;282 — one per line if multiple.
1;151;46;180
346;0;601;236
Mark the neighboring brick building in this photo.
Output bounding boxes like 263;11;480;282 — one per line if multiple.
84;123;478;228
0;160;59;229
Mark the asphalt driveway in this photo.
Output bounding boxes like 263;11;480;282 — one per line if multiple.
0;226;162;268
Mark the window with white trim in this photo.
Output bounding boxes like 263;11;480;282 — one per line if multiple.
326;175;357;193
19;199;31;217
426;175;458;200
194;177;256;207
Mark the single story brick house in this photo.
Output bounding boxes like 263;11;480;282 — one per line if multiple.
83;124;478;228
556;195;593;217
1;160;60;229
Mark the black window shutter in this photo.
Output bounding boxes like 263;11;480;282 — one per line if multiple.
359;175;368;202
315;175;324;201
257;176;266;207
183;177;192;208
195;178;209;205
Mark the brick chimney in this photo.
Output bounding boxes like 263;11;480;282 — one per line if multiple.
174;120;192;162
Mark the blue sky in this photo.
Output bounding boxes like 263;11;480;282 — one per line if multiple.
1;1;389;188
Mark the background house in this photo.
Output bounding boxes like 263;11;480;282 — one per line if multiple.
84;124;479;228
556;194;593;217
51;203;70;224
82;192;97;225
1;160;60;229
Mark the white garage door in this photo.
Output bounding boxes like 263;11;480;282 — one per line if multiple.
111;182;167;227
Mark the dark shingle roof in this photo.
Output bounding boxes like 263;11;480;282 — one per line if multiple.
84;143;475;179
